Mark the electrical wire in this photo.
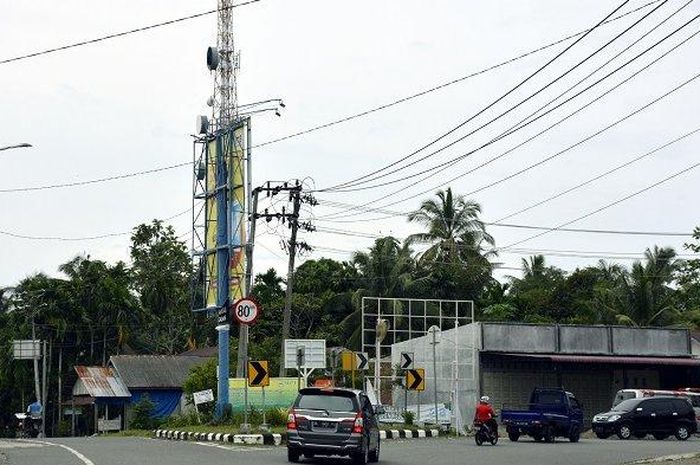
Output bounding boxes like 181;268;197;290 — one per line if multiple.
500;157;700;249
0;0;262;65
0;207;191;241
318;0;637;193
492;125;700;224
321;28;700;220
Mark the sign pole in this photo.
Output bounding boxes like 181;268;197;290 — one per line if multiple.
417;391;421;422
261;386;268;430
242;329;250;433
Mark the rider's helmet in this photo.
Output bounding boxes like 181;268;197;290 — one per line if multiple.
480;395;490;404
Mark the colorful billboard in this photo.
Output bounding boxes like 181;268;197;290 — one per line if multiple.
204;124;247;310
228;377;298;412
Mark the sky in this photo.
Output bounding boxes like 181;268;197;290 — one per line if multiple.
1;0;699;288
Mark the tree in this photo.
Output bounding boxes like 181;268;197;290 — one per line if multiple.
508;255;566;322
130;220;194;354
407;187;493;264
616;246;679;327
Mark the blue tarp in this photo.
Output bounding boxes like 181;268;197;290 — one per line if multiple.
130;389;181;418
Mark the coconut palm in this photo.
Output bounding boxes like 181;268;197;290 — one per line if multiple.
407;187;494;264
616;246;679;326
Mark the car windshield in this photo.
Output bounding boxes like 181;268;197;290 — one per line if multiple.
612;399;639;412
297;393;357;412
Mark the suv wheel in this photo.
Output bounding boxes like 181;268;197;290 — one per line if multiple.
352;439;369;465
287;448;300;463
368;438;380;463
675;425;690;441
617;423;633;440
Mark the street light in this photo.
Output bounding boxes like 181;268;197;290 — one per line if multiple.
0;143;32;152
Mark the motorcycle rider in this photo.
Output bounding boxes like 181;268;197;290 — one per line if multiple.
474;396;498;438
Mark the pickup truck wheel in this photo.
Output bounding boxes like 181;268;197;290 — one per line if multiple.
544;427;555;443
617;423;633;440
569;426;580;443
508;431;520;442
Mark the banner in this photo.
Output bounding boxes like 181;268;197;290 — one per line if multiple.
228;377;298;412
204;124;247;309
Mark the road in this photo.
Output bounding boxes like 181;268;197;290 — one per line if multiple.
0;436;698;465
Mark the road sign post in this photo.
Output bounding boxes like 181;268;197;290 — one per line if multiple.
247;361;270;431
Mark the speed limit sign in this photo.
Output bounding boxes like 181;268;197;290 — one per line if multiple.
231;297;261;325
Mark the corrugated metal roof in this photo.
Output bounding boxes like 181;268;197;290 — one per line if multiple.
110;355;210;389
73;366;131;398
498;353;700;366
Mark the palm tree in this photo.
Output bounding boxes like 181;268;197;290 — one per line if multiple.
340;237;415;349
407;187;494;264
522;255;546;279
616;246;679;326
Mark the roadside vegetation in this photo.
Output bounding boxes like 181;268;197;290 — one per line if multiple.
1;188;699;436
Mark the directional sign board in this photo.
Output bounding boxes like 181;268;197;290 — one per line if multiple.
284;339;326;369
341;351;355;371
355;352;369;371
247;360;270;387
400;352;414;370
406;368;425;391
232;297;261;325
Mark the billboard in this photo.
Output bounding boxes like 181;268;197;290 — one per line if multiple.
204;124;247;310
228;377;298;412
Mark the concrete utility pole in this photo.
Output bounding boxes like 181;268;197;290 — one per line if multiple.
429;325;440;428
280;189;301;376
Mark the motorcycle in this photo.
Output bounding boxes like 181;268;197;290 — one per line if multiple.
474;419;498;446
15;413;40;438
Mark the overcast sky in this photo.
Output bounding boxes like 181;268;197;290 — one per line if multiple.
1;0;699;288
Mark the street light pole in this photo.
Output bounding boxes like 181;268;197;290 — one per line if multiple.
429;325;440;428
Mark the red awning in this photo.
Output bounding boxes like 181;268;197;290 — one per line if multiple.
498;353;700;366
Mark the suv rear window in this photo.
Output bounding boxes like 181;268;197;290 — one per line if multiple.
296;393;358;412
671;398;692;414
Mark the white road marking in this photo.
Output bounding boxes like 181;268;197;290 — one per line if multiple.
19;440;95;465
0;441;45;449
193;441;268;452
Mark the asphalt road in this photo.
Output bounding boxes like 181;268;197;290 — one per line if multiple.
1;436;698;465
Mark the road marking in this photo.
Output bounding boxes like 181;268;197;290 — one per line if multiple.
193;441;268;452
19;440;95;465
0;441;45;449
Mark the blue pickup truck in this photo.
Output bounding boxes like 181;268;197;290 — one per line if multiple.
501;388;584;443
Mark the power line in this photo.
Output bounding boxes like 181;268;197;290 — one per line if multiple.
500;157;700;249
321;29;700;220
319;0;637;192
0;0;262;65
492;125;700;223
0;162;190;194
254;1;663;151
0;2;664;195
0;207;190;241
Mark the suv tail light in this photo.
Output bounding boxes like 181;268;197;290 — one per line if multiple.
287;411;297;430
352;412;364;434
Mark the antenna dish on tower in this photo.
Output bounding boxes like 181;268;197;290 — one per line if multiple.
207;46;219;70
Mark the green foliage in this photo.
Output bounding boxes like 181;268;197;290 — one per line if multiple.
162;411;204;428
402;410;415;426
131;394;158;430
182;358;217;416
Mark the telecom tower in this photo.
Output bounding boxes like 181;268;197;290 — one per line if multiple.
192;0;248;419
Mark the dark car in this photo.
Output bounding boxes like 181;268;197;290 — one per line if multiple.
592;396;697;440
286;387;381;464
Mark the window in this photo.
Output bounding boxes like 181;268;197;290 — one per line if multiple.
536;391;563;405
568;396;581;410
297;394;358;412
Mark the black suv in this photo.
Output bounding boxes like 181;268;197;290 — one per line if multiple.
592;396;697;440
286;387;381;464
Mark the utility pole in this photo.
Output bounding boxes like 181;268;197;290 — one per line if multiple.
280;189;301;375
31;319;41;405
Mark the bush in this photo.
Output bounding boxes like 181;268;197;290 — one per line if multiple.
265;408;288;427
402;410;415;426
162;411;204;428
131;394;158;430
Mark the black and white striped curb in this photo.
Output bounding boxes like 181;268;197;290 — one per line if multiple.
380;429;440;439
154;429;282;446
154;428;440;445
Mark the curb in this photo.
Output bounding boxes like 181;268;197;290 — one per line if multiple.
153;429;282;446
153;428;441;446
